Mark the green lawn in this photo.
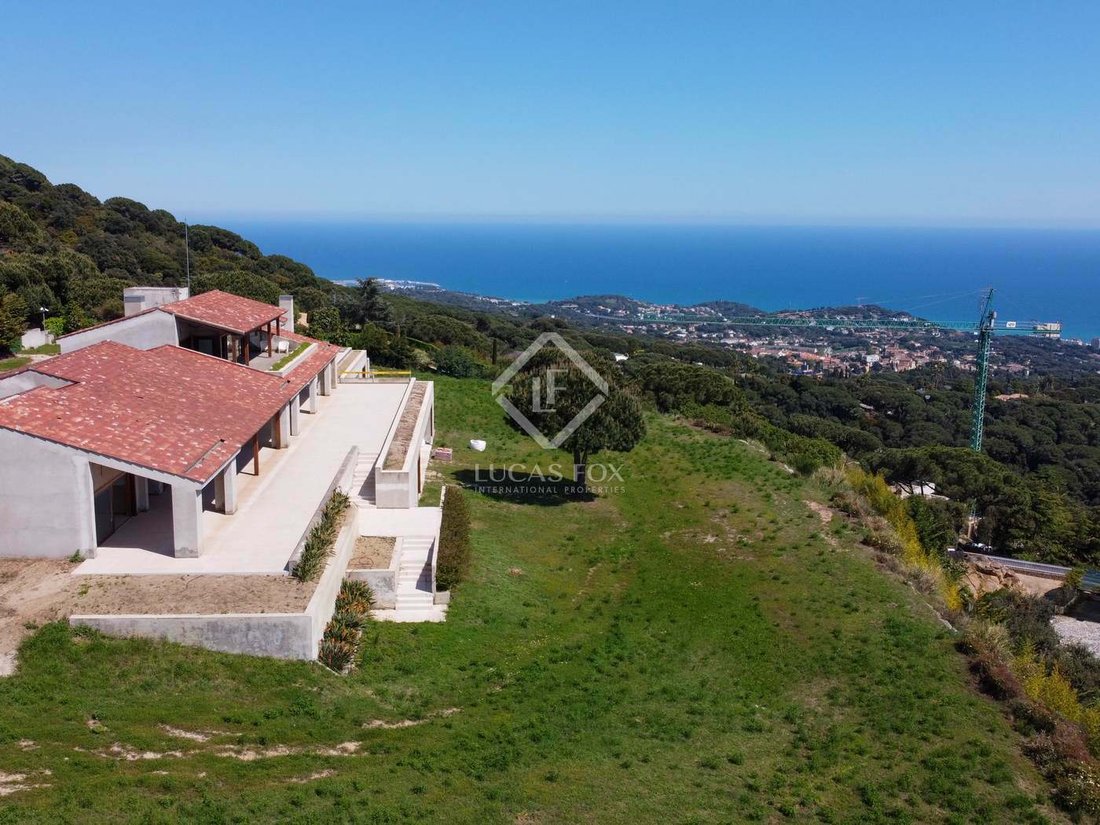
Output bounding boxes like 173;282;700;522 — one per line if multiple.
0;355;31;372
0;375;1057;823
18;343;60;356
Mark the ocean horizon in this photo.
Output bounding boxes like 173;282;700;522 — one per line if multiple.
212;221;1100;341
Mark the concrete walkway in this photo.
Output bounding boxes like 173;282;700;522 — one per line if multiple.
76;382;409;575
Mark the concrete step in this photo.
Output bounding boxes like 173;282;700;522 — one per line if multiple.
397;597;435;608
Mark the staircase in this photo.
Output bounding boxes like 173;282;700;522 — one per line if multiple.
350;451;378;507
390;536;444;621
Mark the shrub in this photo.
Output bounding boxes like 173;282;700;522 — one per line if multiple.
975;589;1059;657
293;489;350;582
318;638;356;673
1057;644;1100;703
335;579;375;618
968;649;1022;700
1007;698;1057;736
437;486;471;591
435;345;489;378
1054;764;1100;817
959;620;1012;661
323;615;360;647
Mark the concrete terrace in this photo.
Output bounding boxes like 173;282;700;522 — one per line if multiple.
75;382;410;575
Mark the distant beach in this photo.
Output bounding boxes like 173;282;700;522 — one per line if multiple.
216;221;1100;341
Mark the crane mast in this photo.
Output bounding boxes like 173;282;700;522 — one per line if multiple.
969;289;996;452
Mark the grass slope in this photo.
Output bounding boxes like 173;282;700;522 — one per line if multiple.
0;376;1056;823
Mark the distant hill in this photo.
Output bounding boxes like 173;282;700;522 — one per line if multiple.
0;154;338;333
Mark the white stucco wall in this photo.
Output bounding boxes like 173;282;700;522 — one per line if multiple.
0;430;95;558
60;310;179;354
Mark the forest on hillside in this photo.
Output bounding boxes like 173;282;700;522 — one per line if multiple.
0;154;340;342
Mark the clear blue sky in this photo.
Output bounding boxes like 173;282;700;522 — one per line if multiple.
2;1;1099;225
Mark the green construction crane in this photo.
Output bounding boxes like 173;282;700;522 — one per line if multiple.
969;289;996;452
637;287;1059;455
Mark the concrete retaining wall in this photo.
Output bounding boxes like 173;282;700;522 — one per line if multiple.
70;612;316;659
305;507;359;654
346;536;401;608
70;507;361;660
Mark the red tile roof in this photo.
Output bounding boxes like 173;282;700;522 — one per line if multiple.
160;290;286;335
0;341;314;483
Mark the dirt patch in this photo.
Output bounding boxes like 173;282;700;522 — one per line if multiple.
216;741;361;761
160;725;230;742
804;500;833;525
363;707;461;729
349;536;396;570
0;558;321;673
68;573;318;615
0;770;51;797
0;558;81;672
383;383;427;470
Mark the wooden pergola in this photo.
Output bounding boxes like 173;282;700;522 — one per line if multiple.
230;316;282;366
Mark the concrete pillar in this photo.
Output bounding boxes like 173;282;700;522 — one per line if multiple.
279;295;295;333
308;378;318;412
170;484;203;558
328;360;337;391
274;407;290;449
213;460;238;514
289;398;301;435
319;366;331;396
135;476;150;512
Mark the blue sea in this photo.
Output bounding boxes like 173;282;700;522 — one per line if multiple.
216;222;1100;341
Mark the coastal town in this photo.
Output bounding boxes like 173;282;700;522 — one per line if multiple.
382;281;1100;378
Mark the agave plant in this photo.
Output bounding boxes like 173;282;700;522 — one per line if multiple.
323;616;360;647
318;638;356;673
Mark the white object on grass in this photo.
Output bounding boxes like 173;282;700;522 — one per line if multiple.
469;439;487;452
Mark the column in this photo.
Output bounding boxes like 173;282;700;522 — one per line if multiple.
289;397;301;436
213;459;238;514
319;366;331;396
308;378;318;412
135;476;150;512
170;483;203;558
274;407;290;449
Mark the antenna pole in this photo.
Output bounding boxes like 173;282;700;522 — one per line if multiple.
184;221;191;291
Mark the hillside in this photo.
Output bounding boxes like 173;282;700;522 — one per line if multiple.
0;375;1060;822
2;152;1097;567
0;154;337;335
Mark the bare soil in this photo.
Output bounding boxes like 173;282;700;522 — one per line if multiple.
383;383;427;469
0;558;319;674
349;536;396;570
